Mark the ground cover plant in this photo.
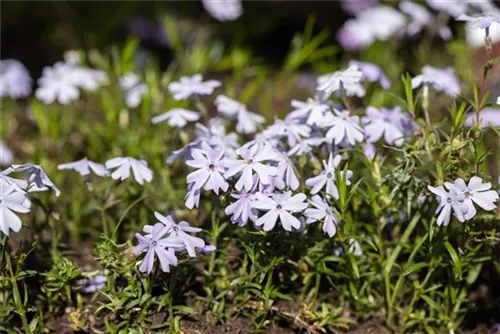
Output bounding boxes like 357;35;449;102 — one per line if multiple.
1;1;500;333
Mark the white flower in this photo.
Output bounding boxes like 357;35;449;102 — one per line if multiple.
225;190;258;226
214;95;264;134
305;195;339;238
412;66;461;97
105;157;153;185
317;66;364;98
0;59;32;99
287;98;332;127
305;153;352;199
0;141;14;166
427;185;468;226
0;170;27;191
185;143;228;195
224;144;278;192
464;108;500;128
337;6;407;51
456;13;500;30
151;108;200;128
252;191;308;231
36;62;79;104
6;164;60;196
35;61;107;105
57;158;109;177
325;109;364;146
497;96;500;105
151;212;206;258
202;0;243;21
464;19;500;47
119;72;148;108
445;177;499;220
362;106;411;146
0;184;31;236
168;74;221;100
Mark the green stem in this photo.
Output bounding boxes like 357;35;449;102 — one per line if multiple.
101;208;109;237
384;212;422;327
112;195;146;239
5;247;31;334
402;264;435;328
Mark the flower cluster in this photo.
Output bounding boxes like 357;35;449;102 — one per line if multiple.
428;176;499;226
337;0;499;51
133;212;213;274
160;67;404;237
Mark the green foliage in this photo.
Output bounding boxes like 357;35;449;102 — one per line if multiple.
2;9;500;334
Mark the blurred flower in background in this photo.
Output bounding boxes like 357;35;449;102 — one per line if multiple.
119;72;148;108
465;109;500;128
340;0;378;15
337;6;406;51
35;61;107;105
412;65;461;97
202;0;243;21
0;59;32;99
79;275;107;294
0;141;14;166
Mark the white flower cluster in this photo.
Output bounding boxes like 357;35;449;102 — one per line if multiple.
428;176;499;226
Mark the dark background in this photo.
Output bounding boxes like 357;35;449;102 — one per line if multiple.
1;1;350;77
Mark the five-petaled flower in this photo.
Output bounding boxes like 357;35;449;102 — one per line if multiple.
168;74;221;100
306;154;352;199
325;109;364;146
252;191;308;231
133;222;183;274
225;189;259;226
153;212;206;257
151;108;200;128
224;144;278;191
105;157;153;185
58;158;109;177
305;195;339;238
186;143;229;195
317;65;364;98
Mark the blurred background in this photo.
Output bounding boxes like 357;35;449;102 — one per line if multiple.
1;1;356;77
3;1;500;91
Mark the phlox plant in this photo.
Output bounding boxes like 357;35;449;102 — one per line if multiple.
1;3;500;334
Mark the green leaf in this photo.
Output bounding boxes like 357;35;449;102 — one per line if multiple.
421;295;440;311
444;241;463;281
